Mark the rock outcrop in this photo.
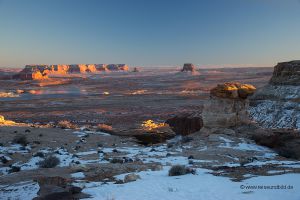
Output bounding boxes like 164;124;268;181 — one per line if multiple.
33;176;89;200
202;82;256;128
15;64;129;80
17;65;49;80
210;82;256;99
249;61;300;130
166;113;203;135
269;60;300;85
252;129;300;159
128;121;175;145
181;63;196;72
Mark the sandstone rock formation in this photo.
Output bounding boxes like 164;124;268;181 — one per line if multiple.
17;65;49;80
15;64;130;80
249;61;300;130
0;115;19;126
269;60;300;85
181;63;196;72
128;121;175;145
210;82;256;99
202;82;256;128
166;113;203;135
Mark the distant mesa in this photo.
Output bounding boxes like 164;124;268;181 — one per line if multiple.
269;60;300;85
181;63;196;72
17;65;49;80
15;64;130;80
132;67;140;72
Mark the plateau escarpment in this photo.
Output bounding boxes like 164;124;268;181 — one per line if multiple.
269;60;300;85
15;64;130;80
249;60;300;129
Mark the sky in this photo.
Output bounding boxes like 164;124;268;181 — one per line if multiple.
0;0;300;68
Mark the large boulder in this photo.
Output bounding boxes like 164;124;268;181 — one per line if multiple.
252;129;300;159
269;60;300;85
166;113;203;135
181;63;196;72
33;176;88;200
128;121;175;145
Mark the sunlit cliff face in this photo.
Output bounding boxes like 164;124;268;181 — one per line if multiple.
141;120;166;131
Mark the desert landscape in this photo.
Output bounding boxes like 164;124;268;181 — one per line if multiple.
0;61;299;200
1;0;300;199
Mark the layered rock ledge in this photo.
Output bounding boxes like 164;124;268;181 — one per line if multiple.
269;60;300;85
249;60;300;130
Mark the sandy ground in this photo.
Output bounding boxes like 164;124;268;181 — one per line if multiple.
2;67;299;199
0;67;272;130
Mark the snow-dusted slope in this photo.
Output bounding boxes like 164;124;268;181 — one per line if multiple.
249;85;300;130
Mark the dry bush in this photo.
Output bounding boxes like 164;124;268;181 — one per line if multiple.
168;165;196;176
12;134;29;146
38;155;60;168
57;120;77;129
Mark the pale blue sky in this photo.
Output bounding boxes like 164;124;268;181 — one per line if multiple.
0;0;299;67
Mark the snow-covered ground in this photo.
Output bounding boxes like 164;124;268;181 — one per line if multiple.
1;129;300;200
82;167;300;200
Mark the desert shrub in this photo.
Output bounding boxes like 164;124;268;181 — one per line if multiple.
110;158;124;164
8;166;21;173
57;120;77;129
181;136;193;143
12;134;29;146
97;124;114;133
168;165;195;176
0;156;8;164
169;165;187;176
33;151;45;158
38;155;60;168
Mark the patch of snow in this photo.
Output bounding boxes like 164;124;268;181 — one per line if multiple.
249;99;300;130
71;172;85;178
267;170;292;174
198;146;208;151
76;150;98;156
0;181;39;200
